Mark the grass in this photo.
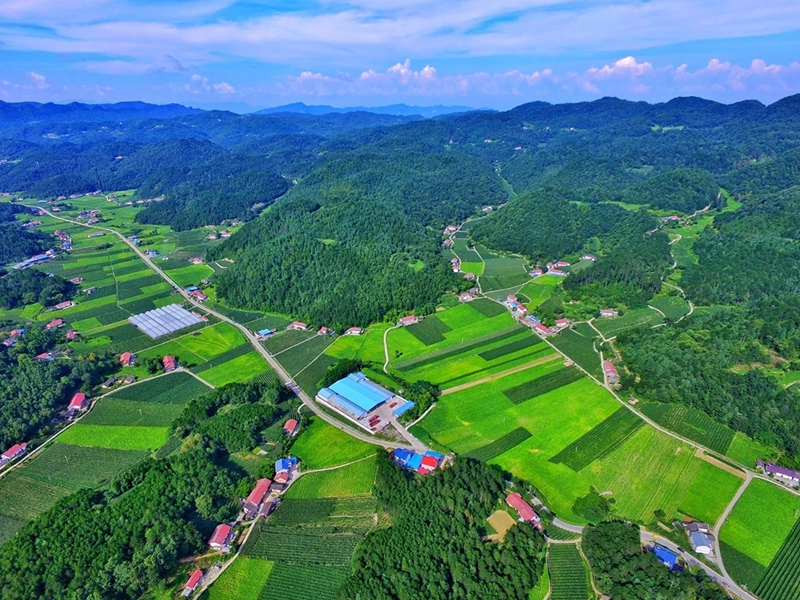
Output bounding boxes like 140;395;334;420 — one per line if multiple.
291;418;376;470
109;372;211;404
503;367;583;404
529;562;550;600
80;398;185;427
200;351;270;387
57;424;170;451
548;323;602;379
287;455;377;499
639;403;735;455
550;408;644;472
593;307;663;337
720;540;767;592
548;544;588;600
720;478;800;569
726;432;772;468
756;518;800;600
466;428;532;462
205;557;274;600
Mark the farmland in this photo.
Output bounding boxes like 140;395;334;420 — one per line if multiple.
274;334;336;377
755;519;800;600
205;558;274;600
287;456;378;499
649;295;691;321
593;307;663;337
547;544;588;600
80;398;185;427
503;366;583;404
720;478;800;582
109;372;211;404
548;323;603;379
57;424;170;451
405;316;453;345
259;564;350;600
639;403;735;455
199;351;270;387
291;419;375;470
550;408;643;471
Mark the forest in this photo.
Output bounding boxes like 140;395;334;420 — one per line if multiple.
583;521;728;599
339;453;546;599
0;324;114;450
0;269;75;309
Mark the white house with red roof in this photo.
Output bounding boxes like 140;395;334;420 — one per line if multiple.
548;269;567;277
554;318;570;329
600;308;619;317
344;327;364;336
1;443;28;461
287;321;308;331
243;478;273;517
68;392;88;411
506;493;540;526
119;352;136;367
162;355;177;372
534;323;551;336
54;301;75;310
283;419;299;436
530;268;543;277
189;257;204;264
66;330;78;340
209;524;234;552
459;292;475;303
397;315;420;327
555;261;571;268
182;570;203;597
45;318;64;329
603;360;619;385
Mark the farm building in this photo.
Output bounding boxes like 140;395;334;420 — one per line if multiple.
397;315;419;327
345;327;364;335
283;419;299;436
128;304;204;339
68;392;88;411
119;352;136;367
182;570;203;597
317;372;396;420
1;443;27;461
256;328;275;339
652;544;679;570
505;493;540;526
757;459;800;484
54;300;75;310
600;308;619;317
46;319;64;329
208;524;233;553
163;355;178;372
243;478;272;517
102;377;117;389
287;321;308;331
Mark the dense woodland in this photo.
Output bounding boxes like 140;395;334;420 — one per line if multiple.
583;521;728;600
339;453;546;599
0;269;75;309
0;323;114;452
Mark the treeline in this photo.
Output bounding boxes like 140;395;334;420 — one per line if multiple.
583;521;728;599
616;306;800;463
0;324;114;452
0;446;242;600
339;453;546;599
0;269;75;309
621;168;721;213
0;223;51;264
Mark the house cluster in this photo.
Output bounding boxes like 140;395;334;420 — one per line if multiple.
13;251;55;270
443;225;458;235
603;361;619;385
451;257;461;273
129;235;141;246
102;374;136;388
460;290;478;303
22;220;41;228
757;459;800;485
274;457;298;487
544;261;570;277
392;449;445;474
242;477;278;518
532;318;571;338
661;215;681;222
2;328;24;348
505;492;542;529
505;294;529;318
683;520;715;555
0;442;28;468
185;286;208;302
77;209;100;221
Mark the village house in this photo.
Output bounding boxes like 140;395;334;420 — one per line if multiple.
548;269;567;277
101;377;117;389
442;238;454;248
219;231;232;238
600;308;619;318
534;323;552;337
2;338;16;348
162;355;178;372
555;261;571;268
66;330;78;340
274;457;298;485
603;361;619;385
1;443;28;462
190;289;208;302
685;521;715;555
318;326;334;336
530;268;543;278
189;257;204;264
119;352;136;367
581;254;598;261
398;315;420;327
208;524;234;553
464;272;476;281
182;570;203;597
444;225;458;235
256;328;275;339
36;352;55;361
69;277;83;284
758;459;800;484
287;321;308;331
55;301;75;310
45;319;63;330
283;419;299;437
459;292;475;303
243;478;272;518
344;327;364;336
505;493;541;527
68;392;88;412
482;205;494;211
554;318;570;329
652;544;679;570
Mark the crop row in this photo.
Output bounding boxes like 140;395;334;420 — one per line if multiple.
259;564;350;600
405;316;453;345
548;545;588;600
478;335;543;361
503;366;583;405
756;518;800;600
466;427;532;462
640;403;734;454
246;526;360;566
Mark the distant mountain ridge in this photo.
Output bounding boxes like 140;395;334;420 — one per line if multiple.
255;102;477;118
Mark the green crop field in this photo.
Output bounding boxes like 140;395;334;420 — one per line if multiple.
191;343;253;374
503;367;583;404
138;339;206;367
481;272;531;292
291;418;375;470
548;323;602;379
550;408;644;471
287;456;377;499
452;237;482;263
264;329;316;354
162;264;214;287
518;279;558;309
721;479;800;575
109;372;211;404
200;351;270;387
649;296;691;321
175;322;245;360
726;432;772;468
294;353;337;395
259;564;350;600
405;316;454;345
57;424;169;451
275;335;336;377
470;298;508;317
435;303;485;330
548;544;588;600
755;518;800;600
477;335;544;361
593;307;663;337
465;427;532;462
678;461;743;525
80;398;185;427
205;557;274;600
639;403;735;454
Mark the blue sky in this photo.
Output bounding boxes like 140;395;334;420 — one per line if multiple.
1;0;799;110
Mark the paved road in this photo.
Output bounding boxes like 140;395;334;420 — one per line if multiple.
35;207;419;451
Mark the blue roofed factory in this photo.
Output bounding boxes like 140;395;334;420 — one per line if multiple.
316;372;414;433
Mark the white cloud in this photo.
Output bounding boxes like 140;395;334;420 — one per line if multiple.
213;81;236;94
27;71;49;89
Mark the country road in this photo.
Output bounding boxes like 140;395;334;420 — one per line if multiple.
33;207;420;452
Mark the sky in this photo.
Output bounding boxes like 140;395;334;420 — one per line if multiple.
0;0;799;111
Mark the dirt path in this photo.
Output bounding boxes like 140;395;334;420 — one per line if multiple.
441;353;560;396
694;448;746;478
383;324;399;374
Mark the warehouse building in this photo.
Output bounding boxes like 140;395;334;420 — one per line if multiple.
316;372;414;430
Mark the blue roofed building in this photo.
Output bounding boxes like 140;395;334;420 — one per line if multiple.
406;453;423;470
275;458;292;473
652;544;679;570
392;401;415;417
393;448;414;466
316;372;399;426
